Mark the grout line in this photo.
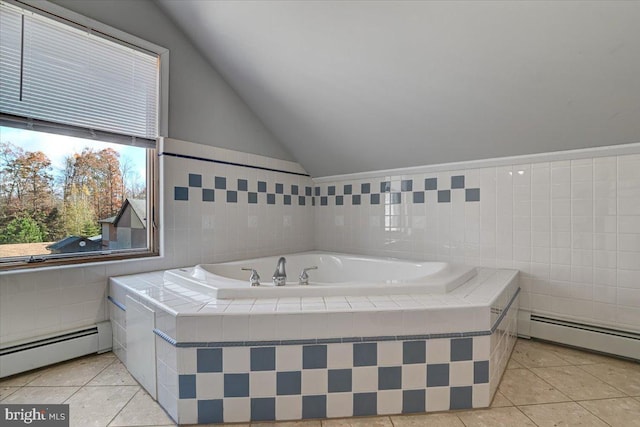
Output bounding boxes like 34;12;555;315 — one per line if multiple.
105;387;142;427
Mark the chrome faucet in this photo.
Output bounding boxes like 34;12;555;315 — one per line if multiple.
272;256;287;286
298;266;318;286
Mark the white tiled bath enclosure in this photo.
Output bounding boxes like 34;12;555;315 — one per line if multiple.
110;262;518;424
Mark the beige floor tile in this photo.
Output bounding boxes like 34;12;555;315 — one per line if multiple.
321;416;393;427
109;389;174;426
506;358;524;369
510;340;571;368
543;343;619;365
498;369;570;405
28;354;115;387
531;366;626;400
490;391;513;408
579;397;640;427
65;385;138;427
390;413;465;426
0;386;20;400
456;407;536;426
580;362;640;396
0;369;44;386
519;402;608;426
1;386;79;404
89;361;138;386
252;421;322;427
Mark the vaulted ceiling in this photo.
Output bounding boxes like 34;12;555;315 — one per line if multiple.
157;0;640;177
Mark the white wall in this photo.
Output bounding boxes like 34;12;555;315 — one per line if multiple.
314;146;640;334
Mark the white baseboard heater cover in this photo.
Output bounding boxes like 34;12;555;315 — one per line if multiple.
529;315;639;361
0;321;112;378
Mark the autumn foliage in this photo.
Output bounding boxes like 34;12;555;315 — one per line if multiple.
0;141;144;248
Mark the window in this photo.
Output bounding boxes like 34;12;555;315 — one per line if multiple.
0;1;165;269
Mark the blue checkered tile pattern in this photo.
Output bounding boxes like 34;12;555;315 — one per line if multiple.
314;175;481;206
178;338;490;423
175;172;314;205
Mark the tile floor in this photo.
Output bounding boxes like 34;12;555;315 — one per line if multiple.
1;339;639;427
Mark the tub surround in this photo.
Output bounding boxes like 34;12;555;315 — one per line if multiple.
109;266;518;424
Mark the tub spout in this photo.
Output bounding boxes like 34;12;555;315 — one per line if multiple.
273;256;287;286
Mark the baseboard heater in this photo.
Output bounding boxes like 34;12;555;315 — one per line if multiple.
529;315;639;361
0;321;112;378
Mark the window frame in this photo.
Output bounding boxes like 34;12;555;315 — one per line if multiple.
0;0;168;271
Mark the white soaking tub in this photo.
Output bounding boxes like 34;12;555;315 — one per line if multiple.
163;252;476;299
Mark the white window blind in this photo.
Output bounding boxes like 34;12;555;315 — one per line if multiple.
0;2;158;145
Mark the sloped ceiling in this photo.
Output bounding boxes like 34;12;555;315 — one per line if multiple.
157;0;640;177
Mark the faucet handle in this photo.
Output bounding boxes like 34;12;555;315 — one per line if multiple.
241;268;261;287
299;266;318;286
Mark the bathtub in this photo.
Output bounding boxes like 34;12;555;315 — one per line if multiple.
164;252;476;299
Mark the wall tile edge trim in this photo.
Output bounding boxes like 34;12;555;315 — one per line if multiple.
150;286;519;348
107;296;126;311
313;142;640;182
160;151;310;177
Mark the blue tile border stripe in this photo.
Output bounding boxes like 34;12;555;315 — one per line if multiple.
107;296;126;311
151;286;519;349
159;151;310;177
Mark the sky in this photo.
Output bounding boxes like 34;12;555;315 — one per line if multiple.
0;126;146;183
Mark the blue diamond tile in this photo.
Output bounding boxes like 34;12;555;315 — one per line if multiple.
353;392;377;416
179;375;196;399
248;192;258;204
224;373;249;397
198;399;223;423
267;194;276;205
336;195;343;205
303;345;327;369
401;180;413;191
425;177;438;190
258;181;267;193
451;175;465;189
328;369;352;393
197;348;222;373
427;364;449;387
403;341;426;364
251;397;275;421
305;186;312;196
450;386;472;410
390;192;401;204
315;186;320;196
371;193;380;205
276;183;284;194
402;389;425;414
344;184;352;195
189;173;202;188
451;338;473;361
202;189;214;202
437;190;451;203
413;191;424;203
474;360;489;384
251;347;275;371
380;181;391;192
353;343;377;366
215;176;226;189
352;195;361;205
302;395;326;419
466;188;480;202
174;187;188;201
284;195;291;205
299;196;306;205
226;190;237;203
277;371;301;395
361;183;371;194
321;196;328;206
237;179;248;191
378;366;402;390
291;184;299;195
328;186;336;195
